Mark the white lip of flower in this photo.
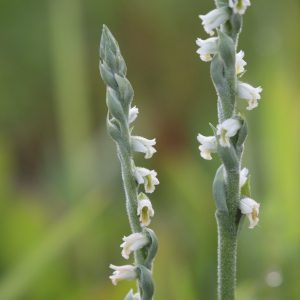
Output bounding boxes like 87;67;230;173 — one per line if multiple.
137;193;155;227
240;167;249;188
236;50;247;75
134;167;159;193
129;106;139;124
237;82;263;110
196;37;219;62
239;197;260;229
126;290;141;300
199;7;230;36
216;119;241;148
229;0;251;15
120;232;149;260
109;264;137;286
197;134;217;160
131;136;157;159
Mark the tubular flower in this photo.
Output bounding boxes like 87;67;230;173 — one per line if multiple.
236;50;247;75
237;82;263;110
229;0;251;15
137;193;155;227
196;37;219;62
131;136;156;159
109;264;137;286
216;118;241;147
240;167;249;188
199;7;230;36
128;106;139;124
239;197;260;229
134;167;159;193
120;232;149;260
197;134;217;160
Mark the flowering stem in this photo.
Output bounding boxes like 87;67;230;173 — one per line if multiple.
100;25;158;300
196;1;262;299
117;147;145;264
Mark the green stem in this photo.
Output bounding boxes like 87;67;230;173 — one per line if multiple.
118;146;144;266
216;169;240;300
212;2;242;298
217;213;237;300
226;169;240;222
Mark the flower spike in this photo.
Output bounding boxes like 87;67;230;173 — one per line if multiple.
99;26;158;299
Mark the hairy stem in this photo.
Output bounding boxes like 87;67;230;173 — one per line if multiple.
118;146;145;265
217;213;237;300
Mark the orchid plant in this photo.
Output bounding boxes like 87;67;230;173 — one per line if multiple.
99;26;158;300
196;0;261;299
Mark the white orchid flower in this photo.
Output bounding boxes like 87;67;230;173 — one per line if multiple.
120;232;149;260
217;119;241;147
131;136;156;159
137;193;155;227
197;134;218;160
134;167;159;193
199;7;230;36
196;37;219;62
239;197;260;229
109;264;137;286
237;82;263;110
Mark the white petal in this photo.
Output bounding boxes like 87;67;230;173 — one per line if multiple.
137;193;155;227
222;119;241;137
134;167;159;193
131;136;157;159
199;8;230;36
134;167;150;184
120;233;149;259
236;50;247;75
129;106;139;124
239;197;260;229
237;82;262;110
197;134;217;160
144;170;159;193
196;37;218;62
125;290;141;300
109;264;136;285
216;119;241;148
240;167;249;188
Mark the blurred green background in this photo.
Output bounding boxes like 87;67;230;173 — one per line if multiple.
0;0;300;299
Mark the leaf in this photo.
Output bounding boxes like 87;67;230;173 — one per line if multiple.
213;165;228;213
143;228;158;269
218;31;235;69
136;265;154;300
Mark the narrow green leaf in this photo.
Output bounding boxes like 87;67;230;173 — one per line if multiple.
136;265;154;300
144;228;158;269
213;165;228;213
